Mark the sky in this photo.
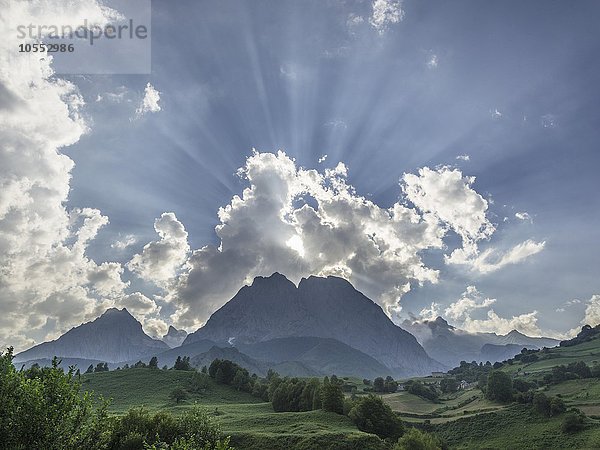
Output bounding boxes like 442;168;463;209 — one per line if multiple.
1;0;600;351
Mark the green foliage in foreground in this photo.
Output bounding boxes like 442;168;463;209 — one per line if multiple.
1;347;232;450
1;347;110;450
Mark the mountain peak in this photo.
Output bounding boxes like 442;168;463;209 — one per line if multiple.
506;329;526;337
184;273;442;376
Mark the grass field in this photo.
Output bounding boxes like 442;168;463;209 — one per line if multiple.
434;404;600;449
81;369;386;450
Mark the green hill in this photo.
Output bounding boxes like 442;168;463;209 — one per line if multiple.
80;368;385;450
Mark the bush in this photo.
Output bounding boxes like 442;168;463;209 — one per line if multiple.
394;428;442;450
109;405;231;449
485;371;512;403
348;394;404;440
0;348;110;450
561;412;585;433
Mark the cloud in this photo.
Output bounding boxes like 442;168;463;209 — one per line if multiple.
111;234;137;250
369;0;405;34
163;151;454;328
456;154;470;161
427;54;438;69
580;295;600;327
135;83;161;117
318;154;328;163
515;211;532;223
402;166;495;250
127;213;190;288
419;302;441;321
443;286;542;336
444;286;496;321
448;239;546;274
0;0;161;351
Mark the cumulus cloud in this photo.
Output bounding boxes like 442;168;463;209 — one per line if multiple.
443;286;542;336
402;166;495;253
580;295;600;327
163;151;451;328
0;0;161;351
444;286;496;321
419;302;441;321
456;154;470;161
135;83;161;117
127;213;190;288
369;0;404;34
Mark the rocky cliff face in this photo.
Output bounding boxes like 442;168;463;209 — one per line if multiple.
184;273;443;376
15;308;169;363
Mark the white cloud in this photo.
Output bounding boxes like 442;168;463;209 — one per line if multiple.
135;83;161;117
456;154;470;161
515;211;532;223
318;154;328;163
444;286;542;336
448;239;546;274
419;302;441;321
163;151;453;328
580;295;600;327
111;234;137;250
127;213;190;288
427;54;438;69
369;0;405;34
402;166;495;250
0;0;143;351
444;286;496;321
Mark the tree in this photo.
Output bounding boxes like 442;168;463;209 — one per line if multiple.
440;378;458;394
85;364;94;374
94;362;109;372
148;356;158;369
170;387;189;404
561;411;585;433
0;347;110;450
373;377;385;392
232;369;251;392
321;380;344;414
174;356;192;371
533;392;551;416
485;371;513;403
349;394;404;439
394;428;442;450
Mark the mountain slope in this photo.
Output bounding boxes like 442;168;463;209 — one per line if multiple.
238;336;393;379
14;308;168;364
184;273;443;376
402;316;560;367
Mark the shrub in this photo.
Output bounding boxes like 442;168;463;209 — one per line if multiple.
394;428;442;450
0;348;110;450
349;394;404;440
561;412;585;433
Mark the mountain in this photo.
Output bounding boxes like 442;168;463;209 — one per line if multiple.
183;273;443;376
496;329;559;349
190;346;268;377
402;316;560;368
14;308;169;364
237;337;393;379
162;326;188;348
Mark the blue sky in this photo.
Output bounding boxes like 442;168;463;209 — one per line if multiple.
2;0;599;348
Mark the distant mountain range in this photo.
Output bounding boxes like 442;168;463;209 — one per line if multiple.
14;308;169;365
13;273;559;377
401;316;560;368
